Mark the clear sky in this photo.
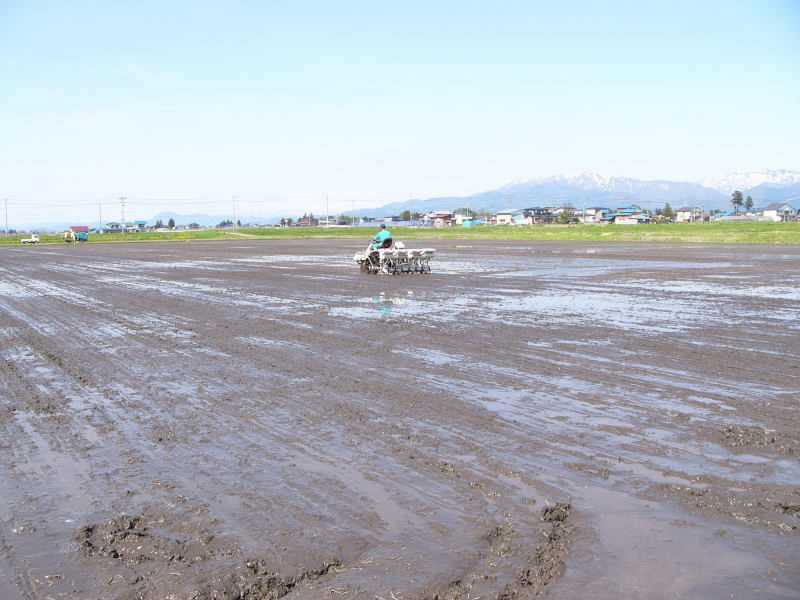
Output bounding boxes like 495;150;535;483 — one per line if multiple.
1;0;799;223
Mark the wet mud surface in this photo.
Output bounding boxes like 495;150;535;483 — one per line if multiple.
0;240;798;599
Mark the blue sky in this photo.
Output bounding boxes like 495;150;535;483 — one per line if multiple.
1;0;799;222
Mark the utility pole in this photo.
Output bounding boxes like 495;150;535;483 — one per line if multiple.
467;196;470;220
410;195;412;222
5;198;8;238
582;195;586;223
232;196;236;230
119;197;126;236
505;195;509;210
352;198;355;226
99;202;102;235
326;196;329;228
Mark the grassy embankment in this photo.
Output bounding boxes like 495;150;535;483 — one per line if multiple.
2;221;799;247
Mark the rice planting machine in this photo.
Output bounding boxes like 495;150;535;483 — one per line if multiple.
354;240;435;275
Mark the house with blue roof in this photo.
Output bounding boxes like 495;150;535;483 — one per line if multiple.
496;208;529;225
600;204;651;225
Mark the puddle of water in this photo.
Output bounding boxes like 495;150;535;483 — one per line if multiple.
559;484;796;599
624;279;800;301
621;462;704;488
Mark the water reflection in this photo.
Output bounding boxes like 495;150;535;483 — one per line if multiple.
372;296;406;314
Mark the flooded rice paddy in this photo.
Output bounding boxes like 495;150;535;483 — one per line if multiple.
0;240;798;599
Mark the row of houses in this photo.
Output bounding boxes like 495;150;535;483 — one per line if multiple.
382;202;798;227
493;205;652;225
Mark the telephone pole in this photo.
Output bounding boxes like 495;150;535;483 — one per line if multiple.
352;198;355;226
99;202;102;235
5;199;8;238
232;196;236;230
119;197;126;236
326;196;329;228
410;195;412;222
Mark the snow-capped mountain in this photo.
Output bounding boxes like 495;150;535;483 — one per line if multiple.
699;169;800;195
471;172;726;206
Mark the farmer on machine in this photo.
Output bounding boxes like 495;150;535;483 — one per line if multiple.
373;224;392;249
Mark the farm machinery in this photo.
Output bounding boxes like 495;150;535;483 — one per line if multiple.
354;239;436;275
63;230;88;243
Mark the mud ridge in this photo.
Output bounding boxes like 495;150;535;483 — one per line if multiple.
499;503;573;599
718;424;798;455
77;515;341;600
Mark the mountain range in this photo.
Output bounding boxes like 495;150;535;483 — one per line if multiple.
368;169;800;218
20;169;800;231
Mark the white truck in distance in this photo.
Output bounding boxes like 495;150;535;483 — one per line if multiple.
21;234;40;244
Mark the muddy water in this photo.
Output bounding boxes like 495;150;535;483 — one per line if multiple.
0;240;798;600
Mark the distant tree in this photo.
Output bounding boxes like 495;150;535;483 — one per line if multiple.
189;222;200;229
455;207;476;217
400;210;411;221
286;217;293;226
744;196;754;211
155;219;164;228
662;203;674;219
280;218;286;227
237;219;242;227
411;212;421;220
168;218;175;229
731;191;744;214
559;210;572;224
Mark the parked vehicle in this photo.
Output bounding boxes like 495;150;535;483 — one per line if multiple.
21;234;40;244
63;231;88;243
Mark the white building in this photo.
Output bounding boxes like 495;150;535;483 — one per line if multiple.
675;206;703;222
762;202;795;221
